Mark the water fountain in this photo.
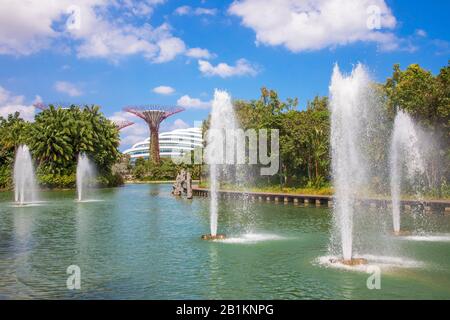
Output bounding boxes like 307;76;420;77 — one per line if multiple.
390;110;425;235
14;145;38;205
329;64;371;265
201;89;241;240
76;153;96;202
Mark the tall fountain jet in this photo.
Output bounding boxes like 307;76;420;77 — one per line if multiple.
329;64;371;265
201;89;240;240
390;110;425;234
76;153;96;202
14;145;38;205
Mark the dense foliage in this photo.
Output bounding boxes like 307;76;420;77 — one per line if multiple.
0;113;31;189
384;62;450;196
219;62;449;195
1;62;448;198
131;157;201;181
233;88;330;188
0;105;122;189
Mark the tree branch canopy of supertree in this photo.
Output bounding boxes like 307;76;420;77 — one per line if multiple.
33;102;48;111
113;120;135;130
33;102;95;110
123;105;185;164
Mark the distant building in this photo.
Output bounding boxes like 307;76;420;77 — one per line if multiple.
123;127;203;161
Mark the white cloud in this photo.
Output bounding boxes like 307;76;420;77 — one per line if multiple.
168;118;190;130
0;104;36;122
228;0;399;52
198;59;258;78
0;86;36;121
0;0;190;64
174;6;217;16
33;95;43;106
153;36;186;63
415;29;427;38
186;47;214;59
153;85;175;95
194;8;218;16
0;0;63;55
54;81;82;97
432;39;450;56
177;95;211;109
120;133;147;150
0;86;24;106
174;5;191;15
110;110;148;150
119;0;166;16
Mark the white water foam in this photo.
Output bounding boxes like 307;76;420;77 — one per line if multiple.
76;153;96;202
14;145;39;205
390;110;425;233
218;233;285;244
9;201;46;208
329;64;371;260
75;199;104;203
206;89;241;236
398;234;450;242
316;254;425;272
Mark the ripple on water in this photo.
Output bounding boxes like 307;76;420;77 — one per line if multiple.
315;254;425;273
75;199;104;203
217;233;286;244
9;201;47;208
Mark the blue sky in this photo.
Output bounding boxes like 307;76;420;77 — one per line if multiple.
0;0;448;150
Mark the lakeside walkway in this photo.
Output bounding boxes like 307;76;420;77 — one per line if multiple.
192;186;450;215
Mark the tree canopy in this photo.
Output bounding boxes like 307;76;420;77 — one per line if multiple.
0;105;121;189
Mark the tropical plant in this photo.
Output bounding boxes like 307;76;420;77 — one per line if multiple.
0;112;31;188
29;104;120;176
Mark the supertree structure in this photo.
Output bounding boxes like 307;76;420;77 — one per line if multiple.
33;102;80;110
124;105;185;163
113;120;135;130
33;102;48;111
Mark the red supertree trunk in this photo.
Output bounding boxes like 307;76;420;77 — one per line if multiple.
150;125;160;164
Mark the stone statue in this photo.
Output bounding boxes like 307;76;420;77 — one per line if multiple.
172;169;192;199
186;171;193;199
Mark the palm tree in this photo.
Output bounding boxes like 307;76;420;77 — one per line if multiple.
30;104;120;175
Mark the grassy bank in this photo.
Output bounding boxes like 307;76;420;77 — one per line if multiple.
196;182;450;200
125;179;200;184
197;182;333;196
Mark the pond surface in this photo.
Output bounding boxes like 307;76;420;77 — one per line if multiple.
0;184;449;299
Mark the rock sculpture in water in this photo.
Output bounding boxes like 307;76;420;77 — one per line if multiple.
186;171;193;199
172;170;193;199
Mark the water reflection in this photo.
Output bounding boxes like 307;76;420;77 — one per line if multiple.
0;184;449;299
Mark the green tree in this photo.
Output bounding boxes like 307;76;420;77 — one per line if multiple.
30;104;120;176
0;112;31;188
384;62;450;194
234;88;330;188
279;96;330;187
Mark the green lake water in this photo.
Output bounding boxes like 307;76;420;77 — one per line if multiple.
0;183;449;299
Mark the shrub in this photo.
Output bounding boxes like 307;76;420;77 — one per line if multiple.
0;165;12;190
